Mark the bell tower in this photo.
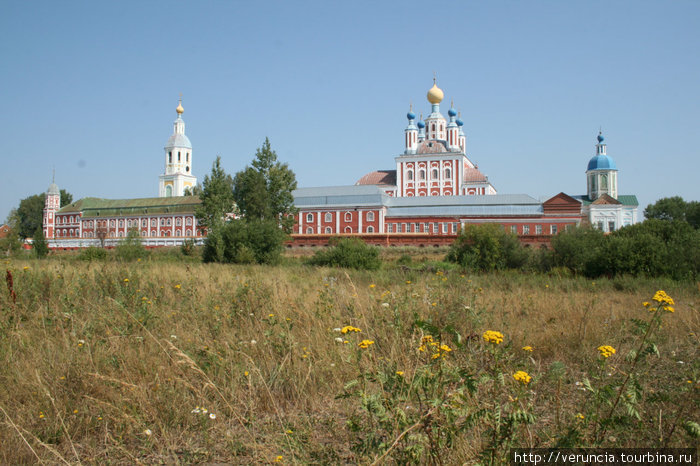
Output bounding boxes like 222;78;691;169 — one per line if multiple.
159;97;197;197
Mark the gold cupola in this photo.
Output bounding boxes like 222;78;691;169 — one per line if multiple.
427;79;444;104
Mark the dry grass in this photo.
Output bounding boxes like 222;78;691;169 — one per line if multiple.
0;257;698;464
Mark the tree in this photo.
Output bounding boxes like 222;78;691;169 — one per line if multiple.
15;190;73;238
233;138;297;233
644;196;700;229
184;184;202;196
195;156;235;229
446;223;527;272
33;227;49;258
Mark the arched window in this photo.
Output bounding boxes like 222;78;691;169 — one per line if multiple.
176;218;182;226
119;220;124;227
151;219;156;227
186;217;192;226
432;169;438;179
176;229;181;236
419;170;426;180
306;213;313;222
445;168;451;179
407;170;413;181
344;212;352;222
118;231;124;238
186;153;189;162
151;230;156;236
601;174;608;190
167;218;171;226
344;226;352;233
367;226;374;233
366;212;374;221
324;212;332;222
306;227;314;234
431;123;436;132
178;152;181;161
325;227;332;234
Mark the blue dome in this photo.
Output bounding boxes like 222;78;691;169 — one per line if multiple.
448;108;457;117
587;154;617;171
417;120;425;129
597;133;604;143
456;118;464;126
407;111;416;120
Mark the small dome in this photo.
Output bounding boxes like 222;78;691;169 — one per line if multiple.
448;107;457;117
456;118;464;126
417;120;425;129
427;83;444;104
165;133;192;149
597;132;604;143
176;100;184;114
407;111;416;120
587;154;617;171
47;183;60;195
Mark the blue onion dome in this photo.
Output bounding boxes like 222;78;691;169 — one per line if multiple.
597;132;604;143
407;110;416;120
587;154;617;171
448;107;457;117
417;120;425;129
456;118;464;126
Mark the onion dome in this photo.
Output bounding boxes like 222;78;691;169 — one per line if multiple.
597;131;604;143
587;154;617;171
448;107;457;117
417;120;425;129
456;118;464;126
407;110;416;120
427;81;444;104
47;183;60;195
176;99;184;114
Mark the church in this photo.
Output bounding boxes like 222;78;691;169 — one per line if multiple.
42;82;638;250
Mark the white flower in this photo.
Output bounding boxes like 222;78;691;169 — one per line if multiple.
170;334;177;340
143;429;152;436
192;407;201;414
209;413;216;420
202;408;208;414
330;363;336;367
381;303;390;307
334;337;344;343
250;340;257;345
333;328;342;333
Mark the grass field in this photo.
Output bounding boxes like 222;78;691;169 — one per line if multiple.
1;254;698;464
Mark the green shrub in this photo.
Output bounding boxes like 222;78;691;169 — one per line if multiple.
78;246;108;261
307;237;381;270
32;228;49;258
180;238;197;256
203;219;286;265
115;228;147;261
446;223;527;271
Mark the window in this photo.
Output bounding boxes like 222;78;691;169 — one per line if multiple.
306;227;313;234
366;212;374;222
176;229;181;236
432;169;438;179
407;170;413;181
325;227;332;234
168;152;172;163
70;216;74;223
523;225;530;235
596;221;604;231
178;151;181;162
535;225;542;235
176;218;182;226
432;223;439;233
344;226;352;233
415;223;420;232
550;225;558;235
397;224;402;233
367;226;374;233
442;223;448;234
452;223;458;233
387;224;393;233
119;220;124;227
324;212;332;222
608;221;615;232
419;170;425;180
601;174;608;190
186;153;189;162
306;213;313;222
110;220;115;227
167;218;171;226
151;219;156;227
445;168;451;179
565;224;573;232
118;231;124;238
511;225;518;234
424;223;429;233
186;217;192;226
344;212;352;222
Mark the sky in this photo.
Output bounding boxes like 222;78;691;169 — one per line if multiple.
2;1;699;224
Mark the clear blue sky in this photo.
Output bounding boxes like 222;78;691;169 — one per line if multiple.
2;1;699;224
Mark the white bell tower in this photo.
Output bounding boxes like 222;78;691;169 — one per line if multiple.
159;98;197;197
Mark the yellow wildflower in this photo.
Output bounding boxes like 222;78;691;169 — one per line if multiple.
522;346;533;352
358;339;374;349
369;284;376;288
274;456;283;463
174;284;181;290
39;411;45;419
483;330;504;345
405;280;411;284
652;290;674;306
597;345;616;358
341;325;361;334
396;371;404;376
123;278;129;282
576;413;585;420
513;371;532;385
244;371;249;377
642;301;650;307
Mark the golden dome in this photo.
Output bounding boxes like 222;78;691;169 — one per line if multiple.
427;82;444;104
176;99;184;114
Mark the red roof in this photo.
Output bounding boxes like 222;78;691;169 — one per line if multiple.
463;167;487;183
356;170;396;186
417;141;447;154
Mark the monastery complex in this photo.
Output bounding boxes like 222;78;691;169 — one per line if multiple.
42;82;638;249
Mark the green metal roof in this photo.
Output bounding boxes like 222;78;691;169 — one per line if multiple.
58;196;201;218
576;194;638;206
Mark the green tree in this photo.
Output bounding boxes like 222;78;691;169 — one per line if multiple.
32;227;49;258
550;226;606;276
195;156;235;229
233;138;297;233
0;210;23;255
644;196;700;228
15;190;73;238
446;223;527;272
308;237;382;270
203;218;285;265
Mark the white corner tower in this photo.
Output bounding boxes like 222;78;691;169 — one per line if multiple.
43;174;60;239
159;98;197;197
586;131;618;200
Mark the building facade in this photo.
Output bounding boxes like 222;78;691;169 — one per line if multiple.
43;83;638;250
